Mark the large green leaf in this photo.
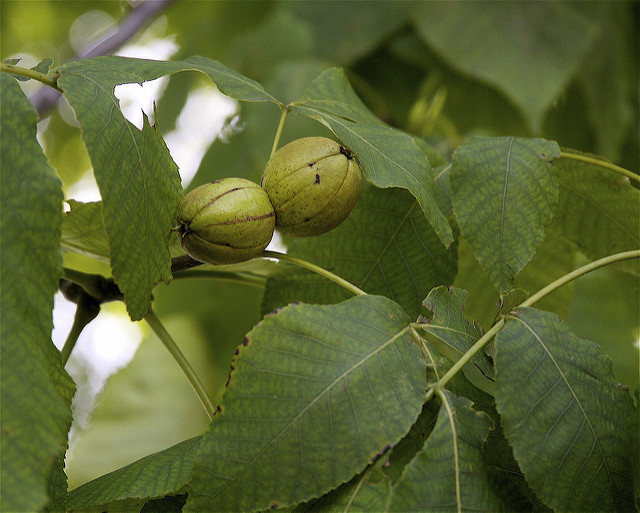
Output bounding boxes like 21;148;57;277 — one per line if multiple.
0;72;75;511
57;56;278;319
555;151;639;274
66;436;201;512
291;68;454;248
494;307;637;512
389;390;504;512
411;2;598;131
262;186;458;320
186;295;426;511
451;137;561;292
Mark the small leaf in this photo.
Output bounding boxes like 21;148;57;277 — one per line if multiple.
451;137;561;291
263;186;458;320
555;150;639;274
66;436;201;511
0;72;75;511
186;295;426;511
417;286;494;384
291;68;454;247
494;307;637;512
33;57;54;75
61;200;110;260
389;390;503;512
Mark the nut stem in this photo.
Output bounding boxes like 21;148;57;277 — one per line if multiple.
262;250;366;296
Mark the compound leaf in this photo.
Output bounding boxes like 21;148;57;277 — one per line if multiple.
451;137;561;292
291;68;454;247
186;295;426;511
389;390;503;512
0;72;75;512
494;307;636;512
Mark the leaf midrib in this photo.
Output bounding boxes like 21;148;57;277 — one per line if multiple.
210;321;412;502
509;314;618;510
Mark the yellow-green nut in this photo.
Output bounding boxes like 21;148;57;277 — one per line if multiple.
175;178;275;265
260;137;362;237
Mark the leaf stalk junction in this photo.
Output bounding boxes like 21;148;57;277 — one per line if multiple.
422;249;640;403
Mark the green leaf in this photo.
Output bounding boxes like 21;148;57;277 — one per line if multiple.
389;390;503;512
451;137;561;291
565;267;640;391
577;2;636;162
291;68;454;247
412;2;599;131
60;55;279;104
67;436;201;511
33;56;54;74
288;462;393;513
417;286;494;385
482;408;553;513
0;72;75;511
289;1;409;65
57;55;279;319
186;295;426;511
494;307;637;512
61;200;110;260
555;151;639;274
66;321;213;490
262;186;458;320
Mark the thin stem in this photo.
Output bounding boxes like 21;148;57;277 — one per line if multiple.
172;270;266;288
60;295;101;365
424;319;505;404
270;106;289;157
144;309;215;421
262;250;367;296
62;267;123;303
519;249;639;308
436;387;462;511
1;62;61;91
560;151;639;184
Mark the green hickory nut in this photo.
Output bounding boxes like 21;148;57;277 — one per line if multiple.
175;178;275;265
261;136;362;237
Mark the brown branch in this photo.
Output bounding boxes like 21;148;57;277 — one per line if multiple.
31;0;177;116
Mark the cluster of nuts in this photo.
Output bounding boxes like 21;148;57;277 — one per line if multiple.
175;137;362;265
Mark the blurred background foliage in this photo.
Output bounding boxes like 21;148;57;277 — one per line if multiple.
2;0;638;489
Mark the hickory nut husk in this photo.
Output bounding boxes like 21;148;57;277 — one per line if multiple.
261;137;362;237
175;178;275;265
